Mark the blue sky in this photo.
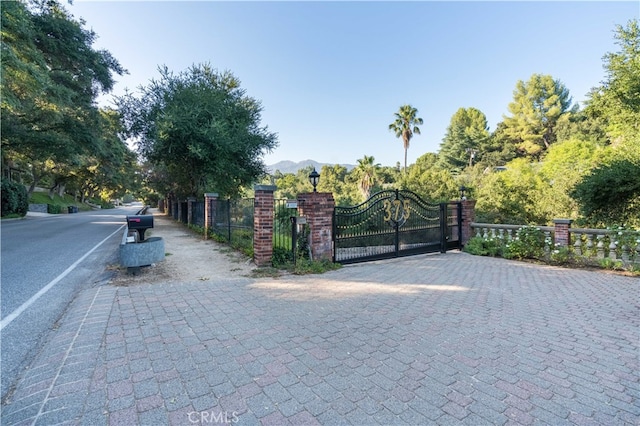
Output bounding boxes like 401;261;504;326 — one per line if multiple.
70;1;638;168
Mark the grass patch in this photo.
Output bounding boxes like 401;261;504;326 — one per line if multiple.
29;192;90;213
291;259;342;275
250;267;282;278
1;213;23;220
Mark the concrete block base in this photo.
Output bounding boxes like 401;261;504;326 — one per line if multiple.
120;236;165;268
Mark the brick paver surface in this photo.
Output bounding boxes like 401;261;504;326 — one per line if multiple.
2;252;638;425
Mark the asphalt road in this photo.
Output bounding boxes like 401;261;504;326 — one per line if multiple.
0;205;140;401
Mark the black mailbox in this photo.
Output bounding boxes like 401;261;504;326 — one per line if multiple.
126;215;154;241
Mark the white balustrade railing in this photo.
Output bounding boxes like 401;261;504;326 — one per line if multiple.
470;222;640;264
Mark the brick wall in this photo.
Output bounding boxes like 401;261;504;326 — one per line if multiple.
553;219;572;247
461;200;476;246
297;192;335;261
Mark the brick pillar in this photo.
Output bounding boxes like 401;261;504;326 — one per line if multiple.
553;219;572;247
187;197;196;226
254;185;276;266
449;202;459;243
297;192;335;261
204;193;219;240
461;200;476;246
158;199;165;213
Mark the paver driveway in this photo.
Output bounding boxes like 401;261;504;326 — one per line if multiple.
2;252;638;425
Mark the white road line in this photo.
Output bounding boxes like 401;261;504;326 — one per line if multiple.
0;225;125;331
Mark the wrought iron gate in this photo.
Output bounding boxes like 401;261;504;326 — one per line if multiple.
333;189;462;264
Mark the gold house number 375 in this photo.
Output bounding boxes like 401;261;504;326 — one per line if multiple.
383;199;410;222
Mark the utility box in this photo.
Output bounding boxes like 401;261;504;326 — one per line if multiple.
126;215;154;241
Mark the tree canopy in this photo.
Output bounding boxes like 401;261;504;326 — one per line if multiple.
117;64;278;198
1;0;129;198
502;74;575;158
585;19;640;155
437;107;490;170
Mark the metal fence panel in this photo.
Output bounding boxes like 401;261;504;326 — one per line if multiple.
172;203;179;220
273;199;297;250
212;199;255;252
192;201;205;227
180;202;188;223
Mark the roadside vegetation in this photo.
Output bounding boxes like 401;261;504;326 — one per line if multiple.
265;20;639;232
186;224;340;275
2;0;637;273
464;226;640;276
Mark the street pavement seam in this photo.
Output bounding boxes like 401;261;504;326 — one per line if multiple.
35;287;104;423
2;286;116;425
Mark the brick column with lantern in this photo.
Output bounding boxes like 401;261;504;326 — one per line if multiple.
297;191;335;262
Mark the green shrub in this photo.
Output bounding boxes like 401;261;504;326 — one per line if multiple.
296;224;311;260
463;236;503;257
609;225;640;261
47;204;61;214
1;180;28;217
272;246;293;267
292;258;341;275
550;246;572;264
599;257;624;270
503;226;546;260
628;263;640;276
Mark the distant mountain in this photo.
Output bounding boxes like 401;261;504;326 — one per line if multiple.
266;159;355;175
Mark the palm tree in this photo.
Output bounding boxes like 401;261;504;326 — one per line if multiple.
389;105;423;173
355;155;380;200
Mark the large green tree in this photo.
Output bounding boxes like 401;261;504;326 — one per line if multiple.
118;64;278;198
1;0;125;194
585;19;640;158
571;160;640;227
502;74;575;158
475;158;547;224
72;109;140;202
389;105;423;173
538;139;607;220
317;164;359;206
568;20;640;227
437;107;490;170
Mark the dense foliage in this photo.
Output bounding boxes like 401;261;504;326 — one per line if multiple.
118;64;277;199
1;179;29;217
571;160;640;226
1;0;135;203
267;20;639;229
2;3;636;230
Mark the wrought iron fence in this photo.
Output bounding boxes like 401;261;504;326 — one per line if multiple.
191;201;205;227
172;202;179;220
273;199;297;250
211;198;255;253
168;197;299;261
180;202;188;223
